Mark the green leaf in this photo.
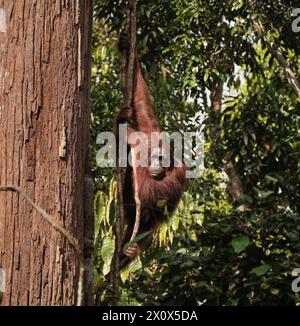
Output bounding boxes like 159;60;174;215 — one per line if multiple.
231;236;250;254
108;198;116;226
159;223;168;246
271;288;280;296
123;231;152;251
109;178;117;199
94;192;106;239
232;0;244;11
253;187;274;199
265;175;278;184
236;194;253;205
121;257;142;283
101;237;115;276
251;264;270;277
243;132;248;146
157;199;167;208
170;212;180;231
100;46;107;60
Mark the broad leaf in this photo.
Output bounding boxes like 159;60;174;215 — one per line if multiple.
231;236;250;254
251;264;270;277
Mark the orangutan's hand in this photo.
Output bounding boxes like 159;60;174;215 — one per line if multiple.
124;243;140;259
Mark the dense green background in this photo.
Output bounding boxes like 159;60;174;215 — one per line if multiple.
92;0;300;305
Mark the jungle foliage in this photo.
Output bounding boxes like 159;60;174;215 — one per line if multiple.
92;0;300;306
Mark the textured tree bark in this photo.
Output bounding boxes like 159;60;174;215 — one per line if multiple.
0;0;94;306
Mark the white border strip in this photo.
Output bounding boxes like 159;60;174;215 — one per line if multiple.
0;268;5;293
0;8;6;33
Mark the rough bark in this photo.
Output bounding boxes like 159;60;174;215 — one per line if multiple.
0;0;94;306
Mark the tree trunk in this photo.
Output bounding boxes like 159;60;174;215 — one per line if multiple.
0;0;94;306
210;80;249;212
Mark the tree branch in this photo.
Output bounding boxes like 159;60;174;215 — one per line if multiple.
253;20;300;99
0;185;84;306
111;0;138;305
126;0;141;244
209;80;249;212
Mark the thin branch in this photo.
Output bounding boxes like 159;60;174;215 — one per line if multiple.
111;172;122;304
126;0;141;244
253;20;300;100
110;0;138;305
0;185;84;306
130;167;141;242
126;0;137;107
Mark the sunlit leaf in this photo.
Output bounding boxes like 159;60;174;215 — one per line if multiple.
101;237;115;276
121;257;142;283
